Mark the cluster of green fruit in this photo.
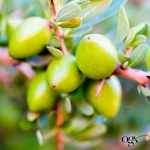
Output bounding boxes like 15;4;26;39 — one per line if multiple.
8;16;122;120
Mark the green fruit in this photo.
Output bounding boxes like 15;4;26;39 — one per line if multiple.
9;17;51;59
6;19;23;40
76;34;118;79
27;72;57;112
0;98;20;129
85;76;122;118
46;55;83;93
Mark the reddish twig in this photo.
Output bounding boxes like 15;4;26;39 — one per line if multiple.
0;47;18;66
113;65;150;86
51;0;57;21
16;63;35;80
125;47;132;57
0;48;35;80
56;103;64;150
50;0;68;54
96;79;105;99
50;1;66;149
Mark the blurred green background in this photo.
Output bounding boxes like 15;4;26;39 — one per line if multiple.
1;0;150;149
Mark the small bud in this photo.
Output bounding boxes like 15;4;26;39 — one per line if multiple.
27;111;40;122
36;130;43;145
146;132;150;141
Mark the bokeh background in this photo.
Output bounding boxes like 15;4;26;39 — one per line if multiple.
1;0;150;149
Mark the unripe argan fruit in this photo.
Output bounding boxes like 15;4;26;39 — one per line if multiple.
9;17;51;59
85;76;122;118
46;55;83;93
76;34;118;79
27;72;57;112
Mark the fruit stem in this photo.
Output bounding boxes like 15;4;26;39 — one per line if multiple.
114;65;150;85
96;79;105;99
50;0;68;54
56;102;64;150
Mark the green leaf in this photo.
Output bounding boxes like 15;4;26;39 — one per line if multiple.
64;97;72;113
117;6;130;45
125;27;136;47
78;102;94;116
138;24;149;37
49;36;61;48
48;111;57;129
117;51;130;64
34;0;45;17
65;137;101;149
135;23;145;34
72;124;107;140
71;0;127;43
58;17;82;28
78;1;90;10
130;35;147;48
146;51;150;70
78;0;112;23
127;44;149;67
49;20;58;28
137;85;150;97
75;0;88;4
46;46;63;58
56;3;81;22
62;116;92;134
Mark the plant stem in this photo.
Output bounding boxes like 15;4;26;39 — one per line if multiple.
15;63;35;80
1;47;150;86
0;47;35;80
50;0;68;54
50;1;65;149
125;47;132;57
56;102;64;150
113;65;150;86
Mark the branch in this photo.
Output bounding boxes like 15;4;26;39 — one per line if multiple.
0;47;18;66
56;102;64;150
125;47;132;57
0;47;35;80
50;0;68;54
15;63;35;80
113;65;150;86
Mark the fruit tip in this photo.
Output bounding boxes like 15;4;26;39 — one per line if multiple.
51;84;56;88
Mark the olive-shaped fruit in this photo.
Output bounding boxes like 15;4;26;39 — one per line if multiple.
85;76;122;118
6;19;23;40
27;72;57;112
9;17;51;59
76;34;118;79
0;99;20;129
46;55;83;93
